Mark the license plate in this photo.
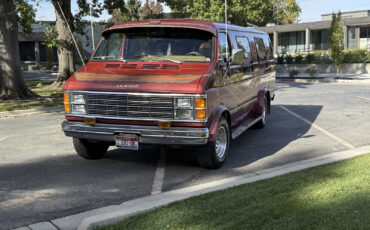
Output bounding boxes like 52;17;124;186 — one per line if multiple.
115;134;139;150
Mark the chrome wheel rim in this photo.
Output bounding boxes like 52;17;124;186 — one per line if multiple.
215;126;227;160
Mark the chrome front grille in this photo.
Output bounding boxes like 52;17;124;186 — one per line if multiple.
86;93;174;119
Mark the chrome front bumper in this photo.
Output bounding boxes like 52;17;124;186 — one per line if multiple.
62;121;209;145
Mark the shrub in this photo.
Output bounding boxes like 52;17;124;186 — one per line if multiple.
343;49;368;63
304;67;318;77
277;55;285;64
295;55;303;64
305;54;315;64
285;55;294;64
31;66;40;71
289;69;300;78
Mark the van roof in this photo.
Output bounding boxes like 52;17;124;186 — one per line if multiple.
103;19;266;36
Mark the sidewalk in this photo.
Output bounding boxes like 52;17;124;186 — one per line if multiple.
13;146;370;230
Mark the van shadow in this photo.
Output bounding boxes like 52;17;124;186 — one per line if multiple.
165;104;323;172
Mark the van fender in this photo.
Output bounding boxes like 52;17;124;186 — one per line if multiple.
207;105;230;142
256;88;270;114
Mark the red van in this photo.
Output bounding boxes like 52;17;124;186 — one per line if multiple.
62;19;275;169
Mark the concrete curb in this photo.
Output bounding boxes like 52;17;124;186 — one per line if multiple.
0;106;64;119
75;146;370;230
277;77;370;84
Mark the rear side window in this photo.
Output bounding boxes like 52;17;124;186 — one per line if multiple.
262;35;273;60
254;37;267;61
235;36;252;65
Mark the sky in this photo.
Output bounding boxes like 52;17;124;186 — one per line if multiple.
34;0;370;23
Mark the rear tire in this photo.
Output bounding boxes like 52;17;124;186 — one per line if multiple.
73;138;109;160
197;117;230;169
253;95;268;129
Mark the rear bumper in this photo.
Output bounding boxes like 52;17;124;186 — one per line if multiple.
62;121;209;145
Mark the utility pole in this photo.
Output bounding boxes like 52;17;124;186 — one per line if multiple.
90;3;95;51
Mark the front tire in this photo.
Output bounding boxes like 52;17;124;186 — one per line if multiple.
197;117;230;169
73;138;109;160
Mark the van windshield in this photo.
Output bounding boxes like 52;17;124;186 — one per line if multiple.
93;27;214;63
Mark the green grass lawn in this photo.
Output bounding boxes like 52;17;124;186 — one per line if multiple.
0;80;63;112
98;154;370;230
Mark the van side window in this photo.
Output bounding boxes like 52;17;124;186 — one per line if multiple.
254;37;267;61
262;35;273;60
236;36;252;64
218;32;229;62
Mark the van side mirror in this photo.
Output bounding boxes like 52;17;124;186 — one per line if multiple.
231;49;244;65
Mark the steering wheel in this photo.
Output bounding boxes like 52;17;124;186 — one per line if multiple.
185;51;201;56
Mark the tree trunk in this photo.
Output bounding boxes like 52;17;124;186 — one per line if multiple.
51;0;74;88
0;0;37;100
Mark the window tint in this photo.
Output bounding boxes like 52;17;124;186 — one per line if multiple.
254;37;267;61
218;32;229;62
94;33;124;60
124;28;214;62
262;35;273;59
236;36;252;64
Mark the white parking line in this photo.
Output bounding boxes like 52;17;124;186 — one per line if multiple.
279;105;355;149
356;96;370;101
0;136;10;142
151;147;167;195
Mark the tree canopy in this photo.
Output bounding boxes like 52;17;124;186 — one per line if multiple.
160;0;301;26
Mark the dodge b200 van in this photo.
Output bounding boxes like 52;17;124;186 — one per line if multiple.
62;19;275;169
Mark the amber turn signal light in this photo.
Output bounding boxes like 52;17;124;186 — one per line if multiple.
64;93;70;113
158;121;171;129
84;117;96;126
195;98;206;109
196;109;206;119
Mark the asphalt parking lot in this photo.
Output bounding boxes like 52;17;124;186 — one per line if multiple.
1;81;370;229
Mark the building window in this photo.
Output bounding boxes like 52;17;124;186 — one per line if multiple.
19;42;35;62
347;27;357;49
277;31;305;54
310;29;329;51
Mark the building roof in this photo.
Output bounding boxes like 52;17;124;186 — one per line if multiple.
321;10;370;17
257;16;370;33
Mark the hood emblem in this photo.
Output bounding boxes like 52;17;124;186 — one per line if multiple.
117;84;139;89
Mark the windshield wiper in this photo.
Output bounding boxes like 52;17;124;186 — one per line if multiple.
93;56;127;63
93;56;115;60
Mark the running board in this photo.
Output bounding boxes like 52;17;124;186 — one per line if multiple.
231;115;262;139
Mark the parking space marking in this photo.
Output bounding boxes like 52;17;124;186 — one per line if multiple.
151;148;167;195
0;136;10;142
356;96;370;101
279;105;355;149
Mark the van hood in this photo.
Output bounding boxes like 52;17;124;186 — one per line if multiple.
65;62;213;94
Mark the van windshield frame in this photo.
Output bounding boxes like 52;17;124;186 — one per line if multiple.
92;27;215;63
